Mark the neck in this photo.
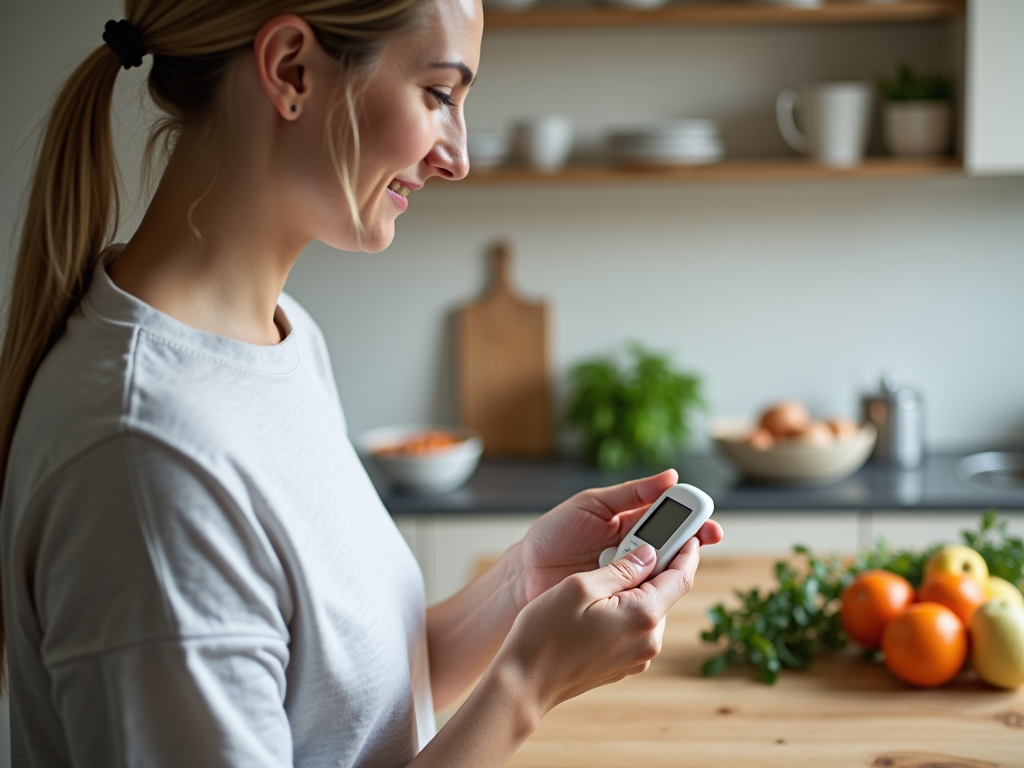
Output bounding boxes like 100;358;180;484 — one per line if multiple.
109;138;305;345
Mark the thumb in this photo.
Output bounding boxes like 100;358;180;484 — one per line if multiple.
585;544;657;597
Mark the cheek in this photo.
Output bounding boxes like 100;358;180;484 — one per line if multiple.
366;99;436;171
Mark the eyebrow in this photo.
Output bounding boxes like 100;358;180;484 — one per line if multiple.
430;61;475;87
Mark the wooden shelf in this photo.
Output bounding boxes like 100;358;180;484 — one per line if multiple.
484;0;965;30
458;157;962;184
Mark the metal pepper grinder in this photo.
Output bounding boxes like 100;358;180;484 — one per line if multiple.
861;374;924;468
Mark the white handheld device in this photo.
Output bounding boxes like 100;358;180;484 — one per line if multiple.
598;483;714;577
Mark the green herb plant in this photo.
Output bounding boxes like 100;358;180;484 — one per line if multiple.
701;511;1023;684
878;62;954;102
564;344;703;472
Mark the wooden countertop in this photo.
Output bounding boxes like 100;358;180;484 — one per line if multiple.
506;555;1024;768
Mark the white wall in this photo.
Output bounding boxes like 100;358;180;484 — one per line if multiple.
3;1;1024;458
288;173;1024;450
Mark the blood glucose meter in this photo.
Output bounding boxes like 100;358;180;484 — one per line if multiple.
597;483;715;577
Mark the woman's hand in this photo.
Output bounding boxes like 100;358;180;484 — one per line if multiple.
497;539;701;717
514;469;723;608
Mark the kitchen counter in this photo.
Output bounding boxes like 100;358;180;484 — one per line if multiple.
373;452;1024;516
498;555;1024;768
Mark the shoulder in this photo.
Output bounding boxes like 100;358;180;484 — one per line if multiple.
7;304;137;505
5;431;291;668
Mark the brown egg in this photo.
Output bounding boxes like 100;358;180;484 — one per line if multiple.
827;417;859;442
746;428;775;451
793;421;835;447
759;401;810;437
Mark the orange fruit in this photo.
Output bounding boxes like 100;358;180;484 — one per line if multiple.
917;571;987;626
882;602;968;687
840;570;915;648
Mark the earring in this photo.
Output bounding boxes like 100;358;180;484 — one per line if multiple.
290;105;297;113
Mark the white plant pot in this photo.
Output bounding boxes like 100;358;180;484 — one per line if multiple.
883;101;953;157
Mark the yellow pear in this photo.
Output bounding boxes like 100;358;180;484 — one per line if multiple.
924;545;989;587
985;576;1024;608
970;599;1024;689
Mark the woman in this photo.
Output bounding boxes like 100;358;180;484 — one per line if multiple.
0;0;723;765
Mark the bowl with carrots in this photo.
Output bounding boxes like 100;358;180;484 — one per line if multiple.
357;424;483;494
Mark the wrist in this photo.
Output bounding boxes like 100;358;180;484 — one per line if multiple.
480;647;547;740
495;539;530;614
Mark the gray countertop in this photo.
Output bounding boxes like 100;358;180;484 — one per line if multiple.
371;452;1024;516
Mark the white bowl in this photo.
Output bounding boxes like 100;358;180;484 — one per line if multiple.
712;422;877;486
356;424;483;494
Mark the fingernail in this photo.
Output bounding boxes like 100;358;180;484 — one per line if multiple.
627;544;656;566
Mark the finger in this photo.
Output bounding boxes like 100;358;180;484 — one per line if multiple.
580;544;657;600
695;520;724;547
643;537;701;613
581;469;679;520
610;503;656;538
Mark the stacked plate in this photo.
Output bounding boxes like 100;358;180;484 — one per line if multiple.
608;120;725;166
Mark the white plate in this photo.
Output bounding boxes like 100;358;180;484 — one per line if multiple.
611;138;725;165
609;137;724;152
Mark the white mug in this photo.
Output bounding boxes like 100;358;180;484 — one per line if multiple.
776;82;873;167
515;117;574;173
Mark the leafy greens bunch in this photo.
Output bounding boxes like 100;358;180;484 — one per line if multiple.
878;62;954;102
701;511;1022;684
565;344;703;472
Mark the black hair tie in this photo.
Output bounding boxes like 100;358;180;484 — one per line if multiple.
103;19;147;70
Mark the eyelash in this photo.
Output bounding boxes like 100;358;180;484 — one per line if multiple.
427;89;455;108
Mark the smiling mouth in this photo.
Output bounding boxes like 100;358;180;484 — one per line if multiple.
388;180;411;198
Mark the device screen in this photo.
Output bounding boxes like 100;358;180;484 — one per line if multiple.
634;497;693;550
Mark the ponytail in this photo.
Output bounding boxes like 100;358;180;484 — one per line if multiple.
0;44;125;680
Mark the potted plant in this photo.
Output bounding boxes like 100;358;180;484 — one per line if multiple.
878;63;954;157
565;344;704;472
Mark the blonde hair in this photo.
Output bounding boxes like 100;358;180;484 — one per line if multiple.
0;0;425;685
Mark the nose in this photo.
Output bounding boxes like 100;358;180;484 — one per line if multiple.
425;120;470;181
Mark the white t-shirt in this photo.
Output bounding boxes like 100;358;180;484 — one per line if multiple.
1;250;434;766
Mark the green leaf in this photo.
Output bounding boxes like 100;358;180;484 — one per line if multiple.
701;655;729;678
878;62;953;102
564;343;704;471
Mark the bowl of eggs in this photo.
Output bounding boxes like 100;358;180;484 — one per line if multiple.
712;401;876;486
357;425;483;495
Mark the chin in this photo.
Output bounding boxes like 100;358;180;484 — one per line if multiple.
321;221;395;254
357;225;396;253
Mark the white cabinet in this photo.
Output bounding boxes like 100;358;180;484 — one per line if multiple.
703;511;864;557
395;514;538;604
395;510;1024;603
965;0;1024;174
867;510;1024;550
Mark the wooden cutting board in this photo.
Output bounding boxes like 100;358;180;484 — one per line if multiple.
458;243;553;457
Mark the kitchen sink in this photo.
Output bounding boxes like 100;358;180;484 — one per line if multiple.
956;451;1024;492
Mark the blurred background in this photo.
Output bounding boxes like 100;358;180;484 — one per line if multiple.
3;1;1023;453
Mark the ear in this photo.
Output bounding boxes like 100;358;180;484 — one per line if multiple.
253;14;321;121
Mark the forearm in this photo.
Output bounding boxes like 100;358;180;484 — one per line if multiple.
426;541;526;709
410;653;544;768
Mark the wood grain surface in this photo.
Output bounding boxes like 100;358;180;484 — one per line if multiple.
458;243;552;457
507;556;1024;768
